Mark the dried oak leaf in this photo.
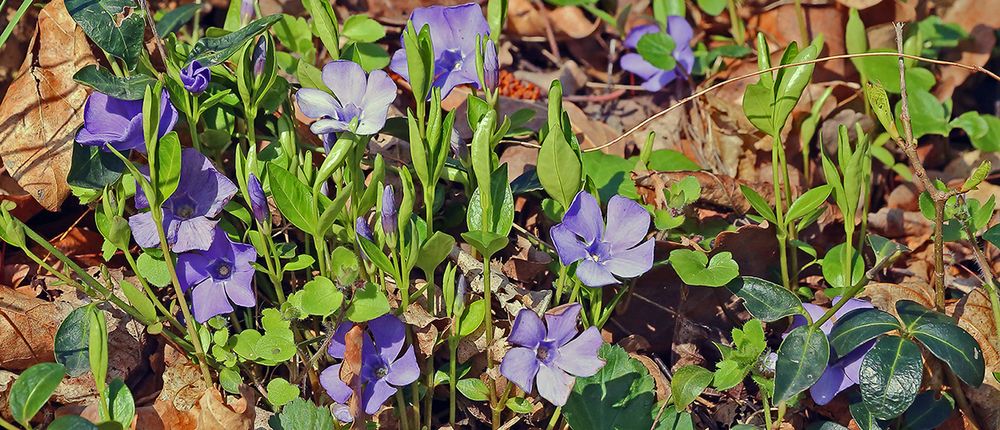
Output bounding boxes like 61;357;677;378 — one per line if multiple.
0;287;64;369
0;0;95;211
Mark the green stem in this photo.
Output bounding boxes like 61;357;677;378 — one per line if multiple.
554;264;568;305
191;0;202;43
449;340;458;425
546;406;562;430
0;416;19;430
188;97;202;153
762;395;773;430
396;390;411;430
492;383;512;430
123;250;184;330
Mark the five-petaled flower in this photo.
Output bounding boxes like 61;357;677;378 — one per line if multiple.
500;303;604;406
550;191;655;287
296;60;397;136
620;17;694;92
177;228;257;323
787;297;875;405
128;148;237;252
320;315;420;415
76;90;178;152
180;61;210;94
390;3;492;98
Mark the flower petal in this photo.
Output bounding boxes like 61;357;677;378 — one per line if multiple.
544;303;582;346
386;345;420;387
370;314;407;362
172;217;219;252
561;191;604;244
328;322;355;359
310;118;351;135
176;252;210;292
223;271;256;307
575;259;619;287
550;224;590;266
296;88;342;119
666;16;694;47
808;365;852;406
362;377;396;415
535;364;575;406
128;212;161;249
500;347;539;394
322;60;367;107
641;70;675;92
553;326;604;377
619;53;661;81
320;364;353;404
191;280;234;323
624;24;660;49
605;238;654;279
604;195;650;252
508;308;546;348
389;49;409;80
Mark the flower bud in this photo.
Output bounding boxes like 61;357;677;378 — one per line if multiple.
248;173;268;224
381;185;398;236
180;61;210;94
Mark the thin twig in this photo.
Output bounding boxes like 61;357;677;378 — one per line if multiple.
138;0;170;69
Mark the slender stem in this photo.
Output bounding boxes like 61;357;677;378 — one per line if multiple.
546;407;563;430
933;199;946;311
424;350;434;430
762;395;773;430
189;98;202;153
492;383;512;430
958;208;1000;349
774;401;787;429
0;416;18;430
772;137;791;291
424;187;435;235
123;250;184;330
449;339;458;425
396;390;411;430
191;0;203;43
483;253;494;364
554;264;568;305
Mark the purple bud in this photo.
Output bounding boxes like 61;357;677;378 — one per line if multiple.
180;61;210;94
450;128;468;161
248;173;268;224
454;275;467;315
252;37;267;78
381;185;398;235
483;39;498;90
355;216;374;241
240;0;255;24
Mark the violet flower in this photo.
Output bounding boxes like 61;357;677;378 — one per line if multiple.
550;192;655;287
240;0;255;24
296;60;397;136
180;60;210;94
128;148;237;252
320;315;420;415
619;17;694;92
787;297;875;405
176;228;256;323
380;185;398;236
76;90;178;152
252;37;267;78
389;3;491;98
356;217;374;242
483;39;499;91
500;303;604;406
247;173;268;224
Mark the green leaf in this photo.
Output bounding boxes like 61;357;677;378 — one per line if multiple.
153;131;181;203
696;0;727;16
119;280;155;323
774;325;830;402
68;141;126;190
868;234;909;268
461;230;509;257
669;250;740;287
467;167;515;236
55;306;92;377
821;242;864;290
268;164;318;235
786;185;831;222
65;0;144;68
644;149;700;172
457;378;489;401
670;365;712;410
188;14;283;67
358;236;395;276
970;114;1000;152
101;378;134;428
582;151;640;202
458;299;486;337
985;223;1000;249
48;415;99;430
740;185;777;223
651;403;695;430
537;128;582;211
156;3;200;35
849;402;886;430
901;391;953;430
342;41;391;72
859;336;923;419
136;252;170;286
911;322;985;386
341;14;385;43
895;300;953;331
299;276;344;318
772;38;822;133
272;398;334;430
283;254;315;272
829;308;900;356
302;0;339;59
73;66;153;100
743;81;776;136
845;8;867;56
637;32;677;71
416;231;456;275
564;344;655;430
9;362;66;427
346;282;390;322
219;367;242;394
254;334;297;362
88;307;109;395
506;397;534;414
266;378;300;407
727;277;803;322
893;89;950;139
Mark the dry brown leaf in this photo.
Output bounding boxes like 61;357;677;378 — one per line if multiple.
835;0;883;9
858;281;935;314
195;386;255;429
634;170;771;214
0;0;95;211
506;0;598;40
0;287;63;369
947;289;1000;429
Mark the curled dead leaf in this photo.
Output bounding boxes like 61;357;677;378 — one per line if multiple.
0;0;96;211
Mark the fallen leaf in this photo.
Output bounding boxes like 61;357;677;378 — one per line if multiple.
0;0;96;211
0;287;63;369
947;288;1000;429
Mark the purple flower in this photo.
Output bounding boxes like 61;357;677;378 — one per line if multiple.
356;217;374;242
389;3;490;98
500;303;604;406
180;61;210;94
240;0;255;24
483;39;499;90
296;60;397;136
176;228;256;323
128;148;238;252
320;315;420;415
76;90;178;152
550;192;655;287
787;297;875;405
619;18;694;92
252;37;266;78
248;173;268;224
380;185;398;236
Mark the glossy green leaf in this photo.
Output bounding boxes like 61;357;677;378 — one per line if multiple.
416;231;456;275
156;3;200;35
696;0;726;16
457;378;489;401
467;166;515;236
73;66;153;101
346;282;390;322
505;397;533;414
9;362;66;427
786;185;831;222
895;300;953;331
821;242;864;291
55;306;92;377
273;398;334;430
829;308;899;356
849;402;885;430
68;141;125;190
740;185;776;223
254;334;297;362
637;32;677;71
868;234;909;268
459;299;486;337
88;307;109;395
358;236;395;276
537;127;582;211
563;344;655;430
188;14;283;67
985;223;1000;249
299;276;344;318
341;14;385;43
48;415;99;430
65;0;145;68
901;391;953;430
774;325;830;402
670;365;712;410
268;164;317;235
101;378;134;428
669;250;739;287
153;131;181;203
136;253;170;286
728;276;803;322
859;336;923;419
266;378;300;407
911;322;985;386
461;230;508;257
302;0;340;59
